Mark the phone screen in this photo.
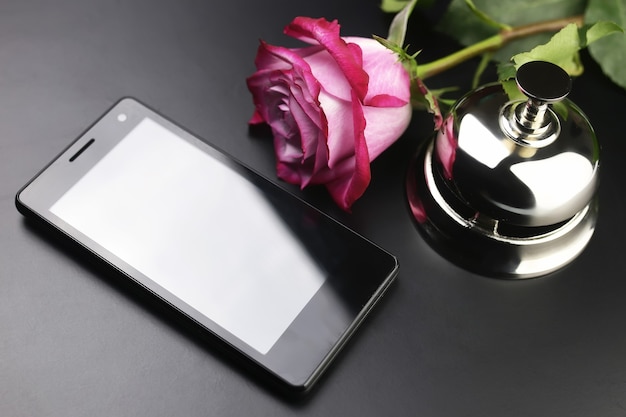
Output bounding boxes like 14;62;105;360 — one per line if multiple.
50;117;326;354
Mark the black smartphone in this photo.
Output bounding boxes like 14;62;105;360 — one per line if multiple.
16;97;398;393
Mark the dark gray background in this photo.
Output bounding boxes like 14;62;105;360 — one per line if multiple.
2;0;626;416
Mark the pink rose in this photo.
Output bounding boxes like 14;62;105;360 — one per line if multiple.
246;17;412;210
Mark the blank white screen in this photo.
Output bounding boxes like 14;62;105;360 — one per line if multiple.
50;118;326;354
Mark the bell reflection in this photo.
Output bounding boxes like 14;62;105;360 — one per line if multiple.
509;153;595;214
458;114;511;169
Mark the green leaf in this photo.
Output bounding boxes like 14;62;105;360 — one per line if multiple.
380;0;434;13
472;52;493;88
386;0;419;46
509;22;623;77
512;23;584;75
498;20;623;100
411;79;444;129
497;62;516;81
437;0;587;62
585;0;626;90
464;0;510;31
584;20;623;45
429;87;458;108
377;0;423;82
501;78;525;101
380;0;412;13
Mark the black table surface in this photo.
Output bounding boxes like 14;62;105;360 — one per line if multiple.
2;1;626;416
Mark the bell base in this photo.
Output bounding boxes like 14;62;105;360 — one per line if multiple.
406;140;598;279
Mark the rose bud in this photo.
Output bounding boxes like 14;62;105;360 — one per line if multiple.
247;16;412;210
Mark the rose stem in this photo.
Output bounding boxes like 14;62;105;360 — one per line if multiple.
416;15;585;80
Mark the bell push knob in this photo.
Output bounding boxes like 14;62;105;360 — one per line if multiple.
502;61;572;144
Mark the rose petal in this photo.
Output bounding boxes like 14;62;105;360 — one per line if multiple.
362;103;412;161
346;37;410;104
249;110;265;124
302;48;354;102
252;42;321;95
254;40;316;72
366;94;407;107
285;17;369;101
324;90;371;210
276;160;303;184
317;91;357;169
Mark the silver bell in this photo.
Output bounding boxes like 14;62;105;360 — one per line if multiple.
407;61;600;278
